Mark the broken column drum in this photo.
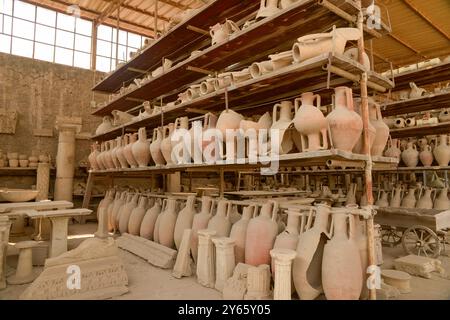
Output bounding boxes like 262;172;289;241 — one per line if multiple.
196;229;216;288
212;237;236;292
270;249;297;300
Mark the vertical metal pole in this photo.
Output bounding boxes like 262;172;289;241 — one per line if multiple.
357;6;377;300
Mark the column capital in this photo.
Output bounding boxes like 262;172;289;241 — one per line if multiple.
55;116;82;133
197;229;217;239
270;249;297;263
212;237;235;248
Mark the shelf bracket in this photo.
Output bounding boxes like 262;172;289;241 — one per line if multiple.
127;67;148;74
186;25;210;36
187;66;214;75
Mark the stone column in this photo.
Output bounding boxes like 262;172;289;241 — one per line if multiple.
196;229;216;288
54;116;82;202
244;264;272;300
270;248;296;300
49;217;70;258
212;237;235;292
0;216;12;289
36;162;50;201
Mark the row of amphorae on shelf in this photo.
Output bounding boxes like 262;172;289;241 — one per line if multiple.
97;189;378;300
88;86;391;170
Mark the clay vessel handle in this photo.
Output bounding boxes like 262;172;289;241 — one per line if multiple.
313;94;321;108
305;207;314;230
297;33;332;44
294;97;301;113
347;214;355;240
208;199;215;217
225;202;232;220
174;118;180;130
345;87;354;111
270;201;279;221
273;104;281;123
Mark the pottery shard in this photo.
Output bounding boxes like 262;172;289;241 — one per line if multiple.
222;263;252;300
19;238;128;300
116;233;177;269
393;255;446;279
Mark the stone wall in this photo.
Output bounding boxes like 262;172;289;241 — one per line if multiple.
0;52;106;190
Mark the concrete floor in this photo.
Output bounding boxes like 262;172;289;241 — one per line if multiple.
0;223;449;300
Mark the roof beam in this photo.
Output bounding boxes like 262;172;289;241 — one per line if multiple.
95;0;124;26
402;0;450;41
388;33;428;60
20;0;155;37
158;0;189;10
102;0;171;23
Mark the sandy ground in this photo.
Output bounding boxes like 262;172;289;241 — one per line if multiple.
0;223;449;300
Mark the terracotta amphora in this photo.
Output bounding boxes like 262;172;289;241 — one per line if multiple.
140;199;162;240
174;195;196;249
111;192;127;232
322;209;363;300
249;60;273;79
345;183;357;206
153;199;168;243
292;27;361;63
384;137;402;159
96;116;114;135
375;190;389;207
354;215;369;300
416;188;435;209
191;196;215;262
172;117;190;164
438;109;450;122
116;136;129;169
124;133;139;168
157;198;179;249
110;140;121;169
245;201;279;266
256;0;281;19
106;191;121;232
216;109;244;161
271;101;295;155
419;144;434;167
103;141;115;169
161;123;175;165
96;142;106;170
210;19;240;45
127;196;148;236
294;92;328;151
118;193;139;234
390;186;403;207
327;87;363;152
401;187;417;208
201;113;218;161
409;82;426;99
292;204;330;300
434;187;450;210
401;142;419;167
229;205;257;264
207;199;232;237
88;144;100;171
150;127;166;165
272;210;301;271
370;101;389;156
433;134;450;166
97;190;114;221
352;98;375;155
132;127;151;167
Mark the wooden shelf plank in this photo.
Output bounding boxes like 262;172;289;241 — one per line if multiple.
381;91;450;117
389;121;450;138
91;0;388;117
91;53;393;142
390;61;450;92
92;0;260;93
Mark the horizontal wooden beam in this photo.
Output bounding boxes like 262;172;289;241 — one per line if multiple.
102;0;171;23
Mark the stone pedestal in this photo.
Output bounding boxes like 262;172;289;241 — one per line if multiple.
196;229;216;288
244;264;272;300
54;117;82;202
212;237;235;292
0;216;12;289
49;216;70;258
270;248;296;300
7;241;39;285
36;162;50;201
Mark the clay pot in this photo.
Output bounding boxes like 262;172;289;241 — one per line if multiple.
153;200;166;243
216;109;244;161
157;198;178;248
124;133;139;168
433;134;450;166
132;127;151;167
390;186;403;207
292;27;361;63
322;209;362;300
393;118;405;128
171;117;190;164
111;192;127;232
97;190;114;221
150;127;166;165
232;68;252;84
118;193;139;234
249;60;274;78
327;87;363;152
112;110;134;126
256;0;281;19
96;116;114;135
434;187;450;210
438;109;450;122
344;47;371;70
354;215;369;299
191;196;214;262
140;199;162;240
88;144;100;171
245;201;279;266
352;98;376;155
416;188;435;209
401;187;417;208
173;195;196;249
207;200;232;237
103;141;114;169
186;84;201;101
405;117;416;127
272;210;300;268
128;196;148;235
271;101;295;155
116;136;129;169
210;19;240;45
111;140;121;169
345;183;357;206
161;124;175;165
409;82;426;99
96;143;106;170
375;190;389;207
401;142;419;167
419;144;434;167
294;92;328;151
269;51;293;70
369;100;389;156
230;205;257;264
384;137;401;159
107;191;121;232
293;204;330;300
200;78;217;95
214;72;233;91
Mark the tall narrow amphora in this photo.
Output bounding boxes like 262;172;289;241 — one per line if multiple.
270;101;295;155
173;195;196;249
158;198;179;249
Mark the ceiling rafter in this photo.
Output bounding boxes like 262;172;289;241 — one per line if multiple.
402;0;450;41
388;33;428;60
102;0;171;23
95;0;124;25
